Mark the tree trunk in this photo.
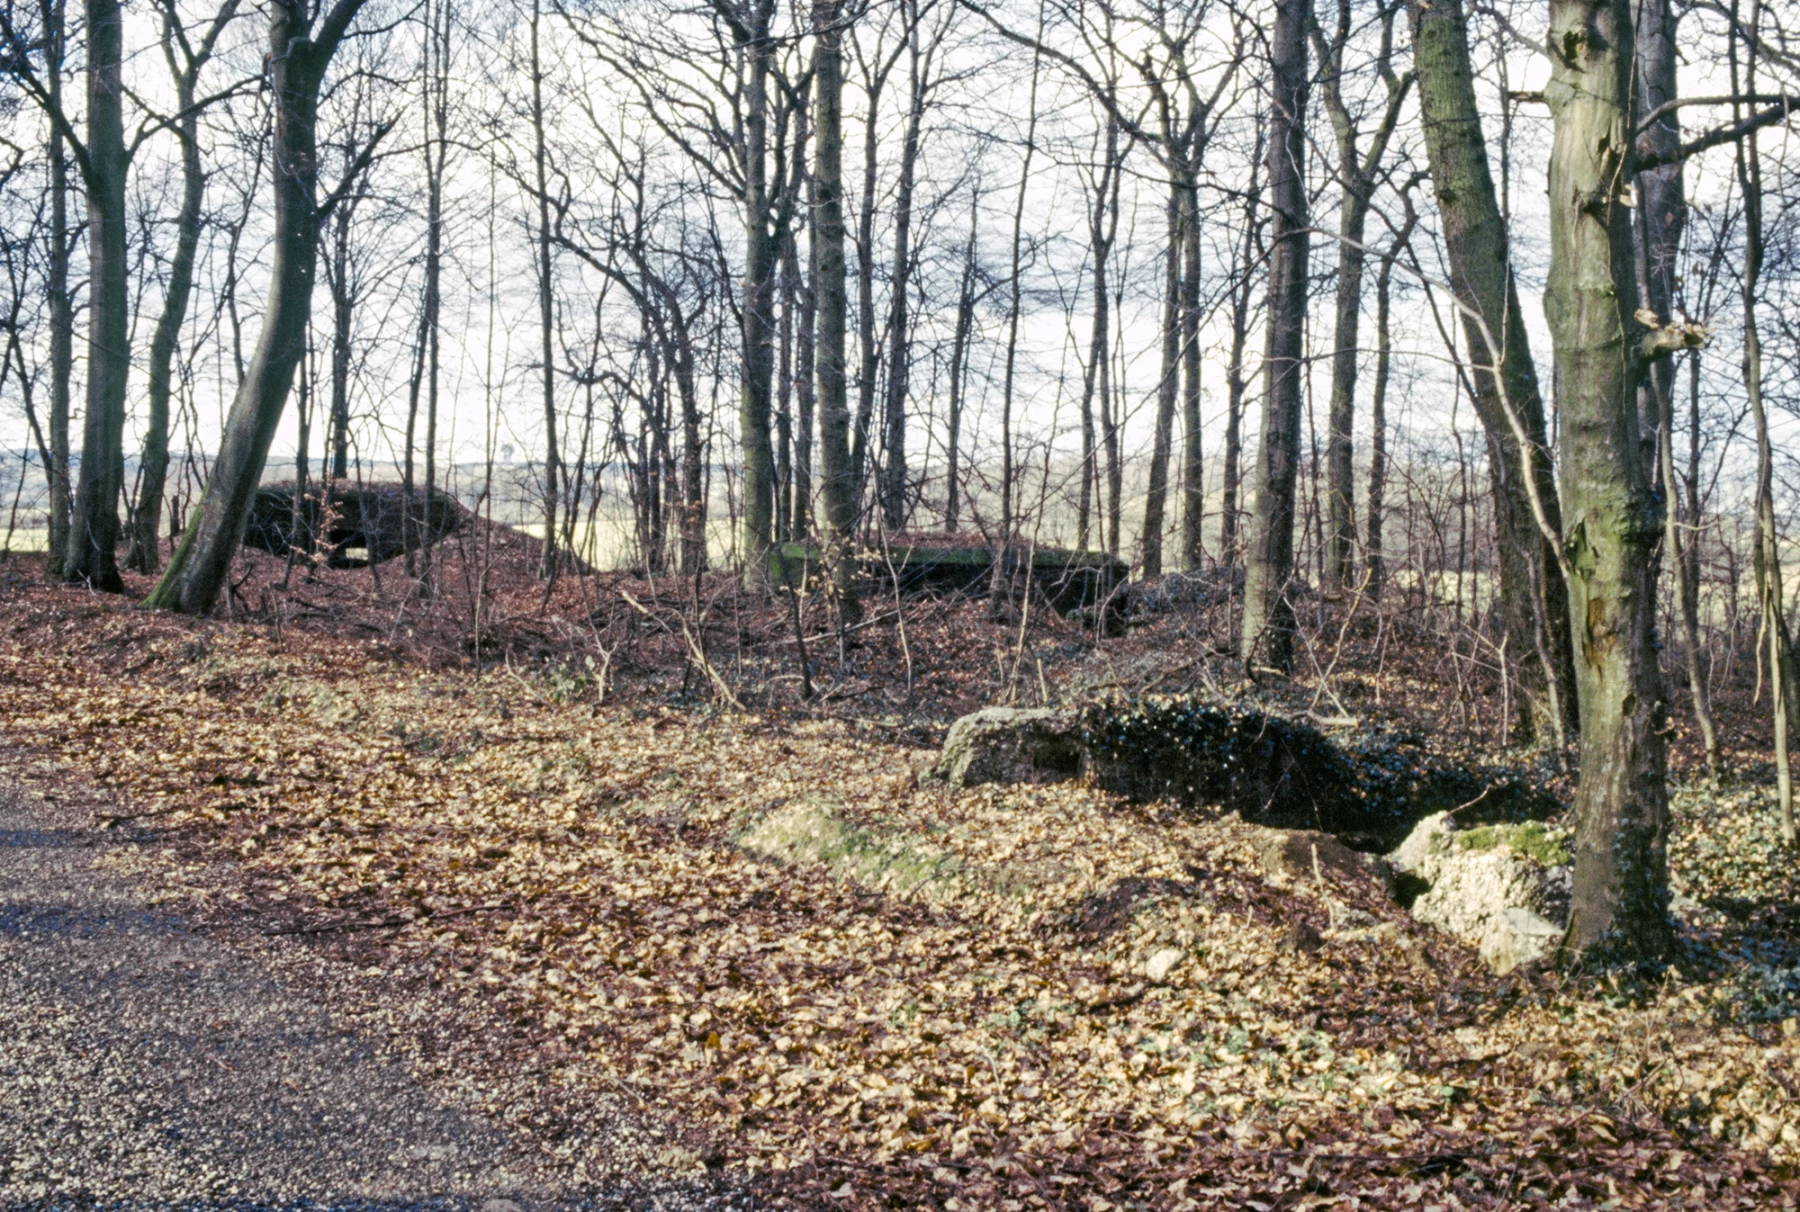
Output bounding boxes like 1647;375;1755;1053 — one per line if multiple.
1409;0;1577;742
63;0;129;592
145;0;369;614
42;0;72;574
880;14;927;533
1219;129;1262;565
737;0;780;585
812;0;860;621
850;64;884;512
1140;178;1181;580
126;2;236;575
944;212;977;533
531;0;559;579
1733;0;1793;837
789;222;815;542
1078;118;1118;554
1240;0;1310;673
126;71;203;573
327;199;353;479
418;0;448;590
1179;166;1204;572
1366;203;1416;602
1544;0;1671;962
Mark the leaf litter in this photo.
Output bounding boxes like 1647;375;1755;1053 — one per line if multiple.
2;585;1798;1209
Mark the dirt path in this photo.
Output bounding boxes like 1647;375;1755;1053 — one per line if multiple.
0;785;734;1212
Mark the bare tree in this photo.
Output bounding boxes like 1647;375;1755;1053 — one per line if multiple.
1240;0;1310;673
146;0;380;613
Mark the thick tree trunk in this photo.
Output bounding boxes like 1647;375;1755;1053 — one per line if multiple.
812;0;860;621
145;0;368;614
1545;0;1672;963
1408;0;1577;743
63;0;129;592
1240;0;1310;673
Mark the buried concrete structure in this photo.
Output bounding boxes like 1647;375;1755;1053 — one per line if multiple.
770;540;1129;629
923;695;1557;852
243;482;465;568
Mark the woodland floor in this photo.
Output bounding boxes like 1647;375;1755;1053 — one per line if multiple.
3;527;1800;1210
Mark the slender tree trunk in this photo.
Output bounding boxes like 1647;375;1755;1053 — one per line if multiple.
42;0;72;573
993;39;1041;609
63;0;129;591
1219;131;1261;565
1409;0;1577;742
737;0;780;584
850;66;884;510
880;12;927;532
1366;204;1415;603
1078;118;1118;554
790;221;815;542
944;211;977;533
144;0;370;614
1662;356;1720;776
418;0;449;590
1323;192;1368;591
531;0;559;579
126;83;203;573
1240;0;1311;673
1733;0;1793;838
1178;166;1203;571
1140;178;1181;579
812;0;860;621
327;201;353;479
127;1;237;574
1545;0;1671;962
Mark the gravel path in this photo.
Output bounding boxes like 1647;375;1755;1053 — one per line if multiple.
0;785;744;1212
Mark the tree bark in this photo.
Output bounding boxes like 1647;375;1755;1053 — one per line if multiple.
126;1;238;574
1178;164;1203;571
144;0;371;614
1366;199;1417;602
880;3;931;532
531;0;559;579
1545;0;1672;962
944;207;977;533
812;0;860;620
1078;116;1119;554
737;0;781;584
42;0;72;574
1139;178;1181;580
63;0;129;592
1408;0;1578;742
1240;0;1310;673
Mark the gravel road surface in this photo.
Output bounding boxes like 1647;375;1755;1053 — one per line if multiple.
0;785;745;1212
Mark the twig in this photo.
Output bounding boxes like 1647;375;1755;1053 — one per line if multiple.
620;589;742;709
